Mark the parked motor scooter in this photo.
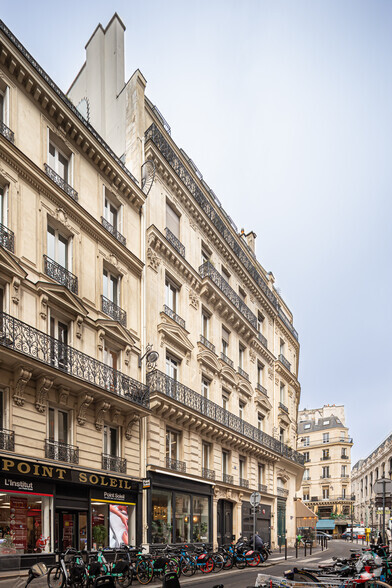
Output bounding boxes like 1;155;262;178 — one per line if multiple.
24;562;47;587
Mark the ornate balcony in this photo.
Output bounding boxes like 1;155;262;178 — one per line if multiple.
44;164;78;201
165;227;185;257
239;478;249;488
341;454;349;459
163;305;186;329
279;402;289;413
45;439;79;464
320;475;331;479
257;331;268;348
147;370;305;466
0;429;15;451
166;456;186;472
220;352;234;368
199;335;215;353
101;295;127;327
0;121;14;144
277;487;289;496
0;312;149;408
321;456;331;460
256;383;268;396
0;223;14;253
223;473;234;485
101;217;126;246
199;262;257;329
259;484;267;493
44;255;78;294
202;467;215;481
237;367;249;381
102;453;127;474
278;354;291;372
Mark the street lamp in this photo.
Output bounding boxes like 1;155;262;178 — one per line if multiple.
138;343;159;371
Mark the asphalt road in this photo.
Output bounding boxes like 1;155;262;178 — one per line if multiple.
0;539;365;588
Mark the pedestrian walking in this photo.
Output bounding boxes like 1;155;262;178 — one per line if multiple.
386;527;391;550
377;531;383;545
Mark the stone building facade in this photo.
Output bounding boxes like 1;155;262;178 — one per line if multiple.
297;405;353;534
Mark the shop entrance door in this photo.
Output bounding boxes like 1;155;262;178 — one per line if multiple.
277;499;286;547
56;511;87;551
217;500;233;545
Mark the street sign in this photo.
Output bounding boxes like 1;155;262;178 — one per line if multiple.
250;491;261;507
373;479;392;495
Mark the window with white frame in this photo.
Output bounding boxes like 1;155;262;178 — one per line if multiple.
322;486;329;499
222;450;229;476
166;429;179;461
239;401;245;420
166;355;178;381
201;309;210;339
258;464;265;486
323;432;330;444
303;436;310;447
103;268;120;305
303;468;310;480
50;315;68;369
304;423;311;429
280;383;285;404
222;392;229;411
222;326;230;355
342;465;347;477
239;456;246;480
238;344;245;369
166;202;180;239
49;407;69;444
48;134;72;183
257;362;264;386
103;425;119;457
0;185;8;227
257;312;264;334
322;466;330;478
257;413;264;431
165;277;178;313
201;378;210;399
103;187;121;232
0;82;9;126
303;451;310;462
202;442;210;470
303;489;310;501
47;224;70;269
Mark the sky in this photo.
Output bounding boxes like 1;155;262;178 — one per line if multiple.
2;0;391;464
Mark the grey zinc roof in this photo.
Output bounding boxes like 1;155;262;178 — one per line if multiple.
297;415;347;434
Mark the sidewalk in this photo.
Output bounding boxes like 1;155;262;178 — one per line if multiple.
260;542;328;567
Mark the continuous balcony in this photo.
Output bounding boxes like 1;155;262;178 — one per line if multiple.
45;439;79;464
101;217;126;246
238;366;249;381
259;484;267;493
0;312;149;408
0;429;14;451
163;305;186;329
166;456;186;472
147;370;305;466
278;354;291;372
321;456;331;460
44;163;78;202
256;383;268;396
279;402;289;413
44;255;78;294
0;121;14;144
341;454;349;459
199;261;257;330
257;331;268;349
101;295;127;327
239;478;249;488
202;467;215;481
165;227;185;257
199;335;215;354
223;473;234;484
220;352;234;368
0;223;14;253
102;453;127;474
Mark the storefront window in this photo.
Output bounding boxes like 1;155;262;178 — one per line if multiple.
175;494;190;543
151;489;173;544
91;501;134;548
192;495;209;542
91;503;109;548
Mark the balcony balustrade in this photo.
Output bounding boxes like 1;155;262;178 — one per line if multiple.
321;456;331;460
278;354;291;372
0;312;149;408
44;163;78;201
101;295;127;327
223;473;234;484
45;439;79;464
257;331;268;348
220;352;234;368
279;402;289;413
102;453;127;474
166;456;186;472
199;335;215;353
165;227;185;257
202;467;215;481
277;487;289;496
44;255;78;294
239;478;249;488
101;217;126;246
0;429;14;451
341;455;349;459
320;475;331;479
163;305;186;329
0;121;14;143
259;484;267;493
237;366;249;381
0;223;14;253
256;383;268;396
147;370;305;466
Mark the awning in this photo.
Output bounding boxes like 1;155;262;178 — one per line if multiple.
316;519;335;530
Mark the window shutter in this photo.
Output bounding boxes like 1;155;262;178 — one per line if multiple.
166;203;180;238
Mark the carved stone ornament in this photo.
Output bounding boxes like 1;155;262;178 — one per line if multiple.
11;277;20;305
12;366;32;407
124;345;131;366
268;367;274;380
76;315;83;339
40;293;48;321
97;329;105;353
249;350;256;364
125;414;140;440
77;392;94;426
35;376;54;413
275;377;280;385
147;247;160;272
95;400;110;431
111;407;121;425
189;289;199;310
57;386;70;406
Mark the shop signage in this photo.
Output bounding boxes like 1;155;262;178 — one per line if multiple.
0;475;53;496
142;479;151;489
0;457;139;492
91;489;136;504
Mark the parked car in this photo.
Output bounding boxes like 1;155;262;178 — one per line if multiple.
317;531;332;540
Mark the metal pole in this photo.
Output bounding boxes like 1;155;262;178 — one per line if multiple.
253;506;256;552
383;478;386;545
351;498;354;542
310;540;312;555
296;540;298;558
279;536;281;553
304;541;307;557
285;538;287;560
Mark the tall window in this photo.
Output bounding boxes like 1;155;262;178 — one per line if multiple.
47;225;69;268
303;489;310;501
50;316;68;369
257;413;264;431
303;437;310;447
222;450;229;476
165;278;178;313
342;465;347;477
103;188;121;231
103;425;118;457
103;268;119;304
48;139;70;183
238;345;245;369
303;451;310;462
341;448;347;458
239;401;245;420
322;486;329;499
257;312;264;334
222;326;230;355
322;466;330;478
279;427;285;443
49;407;68;444
166;202;180;239
202;443;210;470
166;429;179;461
166;355;178;381
103;345;118;370
280;338;285;355
280;383;285;404
0;186;8;227
222;393;229;411
201;247;210;265
202;310;210;339
257;363;264;386
238;287;246;302
239;457;246;480
258;464;264;486
342;487;347;498
221;266;230;283
322;449;329;460
0;84;9;126
303;468;310;480
323;432;330;444
201;378;210;399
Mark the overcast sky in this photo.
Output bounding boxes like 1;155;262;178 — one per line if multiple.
2;0;391;464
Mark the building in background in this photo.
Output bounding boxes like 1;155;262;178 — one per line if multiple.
68;13;305;547
297;405;353;536
352;433;392;532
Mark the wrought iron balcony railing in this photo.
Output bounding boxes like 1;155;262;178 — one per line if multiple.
0;312;149;407
101;295;127;327
163;305;185;329
223;473;234;484
237;367;249;381
239;478;249;488
277;487;289;496
44;163;78;201
257;331;268;348
199;335;215;354
0;429;15;451
321;456;331;460
321;475;331;479
342;474;350;478
256;383;268;396
166;456;186;472
199;262;257;329
147;370;305;465
259;484;268;493
278;354;291;371
0;121;14;144
101;217;126;246
279;402;289;413
202;467;215;481
165;227;185;257
44;255;78;294
0;222;15;253
341;455;349;459
220;352;234;368
278;308;298;341
102;453;127;474
45;439;79;464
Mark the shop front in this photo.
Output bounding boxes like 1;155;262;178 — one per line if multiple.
242;501;271;543
147;472;213;545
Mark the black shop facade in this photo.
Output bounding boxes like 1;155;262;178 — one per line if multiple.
0;456;142;568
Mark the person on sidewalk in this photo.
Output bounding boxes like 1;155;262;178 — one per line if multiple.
386;527;391;551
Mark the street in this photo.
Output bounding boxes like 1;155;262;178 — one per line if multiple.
0;539;363;588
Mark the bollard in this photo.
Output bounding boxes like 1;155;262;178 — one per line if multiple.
321;537;324;551
296;540;298;559
279;537;282;553
285;538;287;560
304;541;307;557
310;541;312;555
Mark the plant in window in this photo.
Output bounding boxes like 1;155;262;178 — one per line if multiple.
92;524;107;548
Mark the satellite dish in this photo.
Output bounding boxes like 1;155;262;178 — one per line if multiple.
141;160;156;196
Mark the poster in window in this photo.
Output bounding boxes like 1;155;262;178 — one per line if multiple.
109;504;128;547
10;497;28;550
